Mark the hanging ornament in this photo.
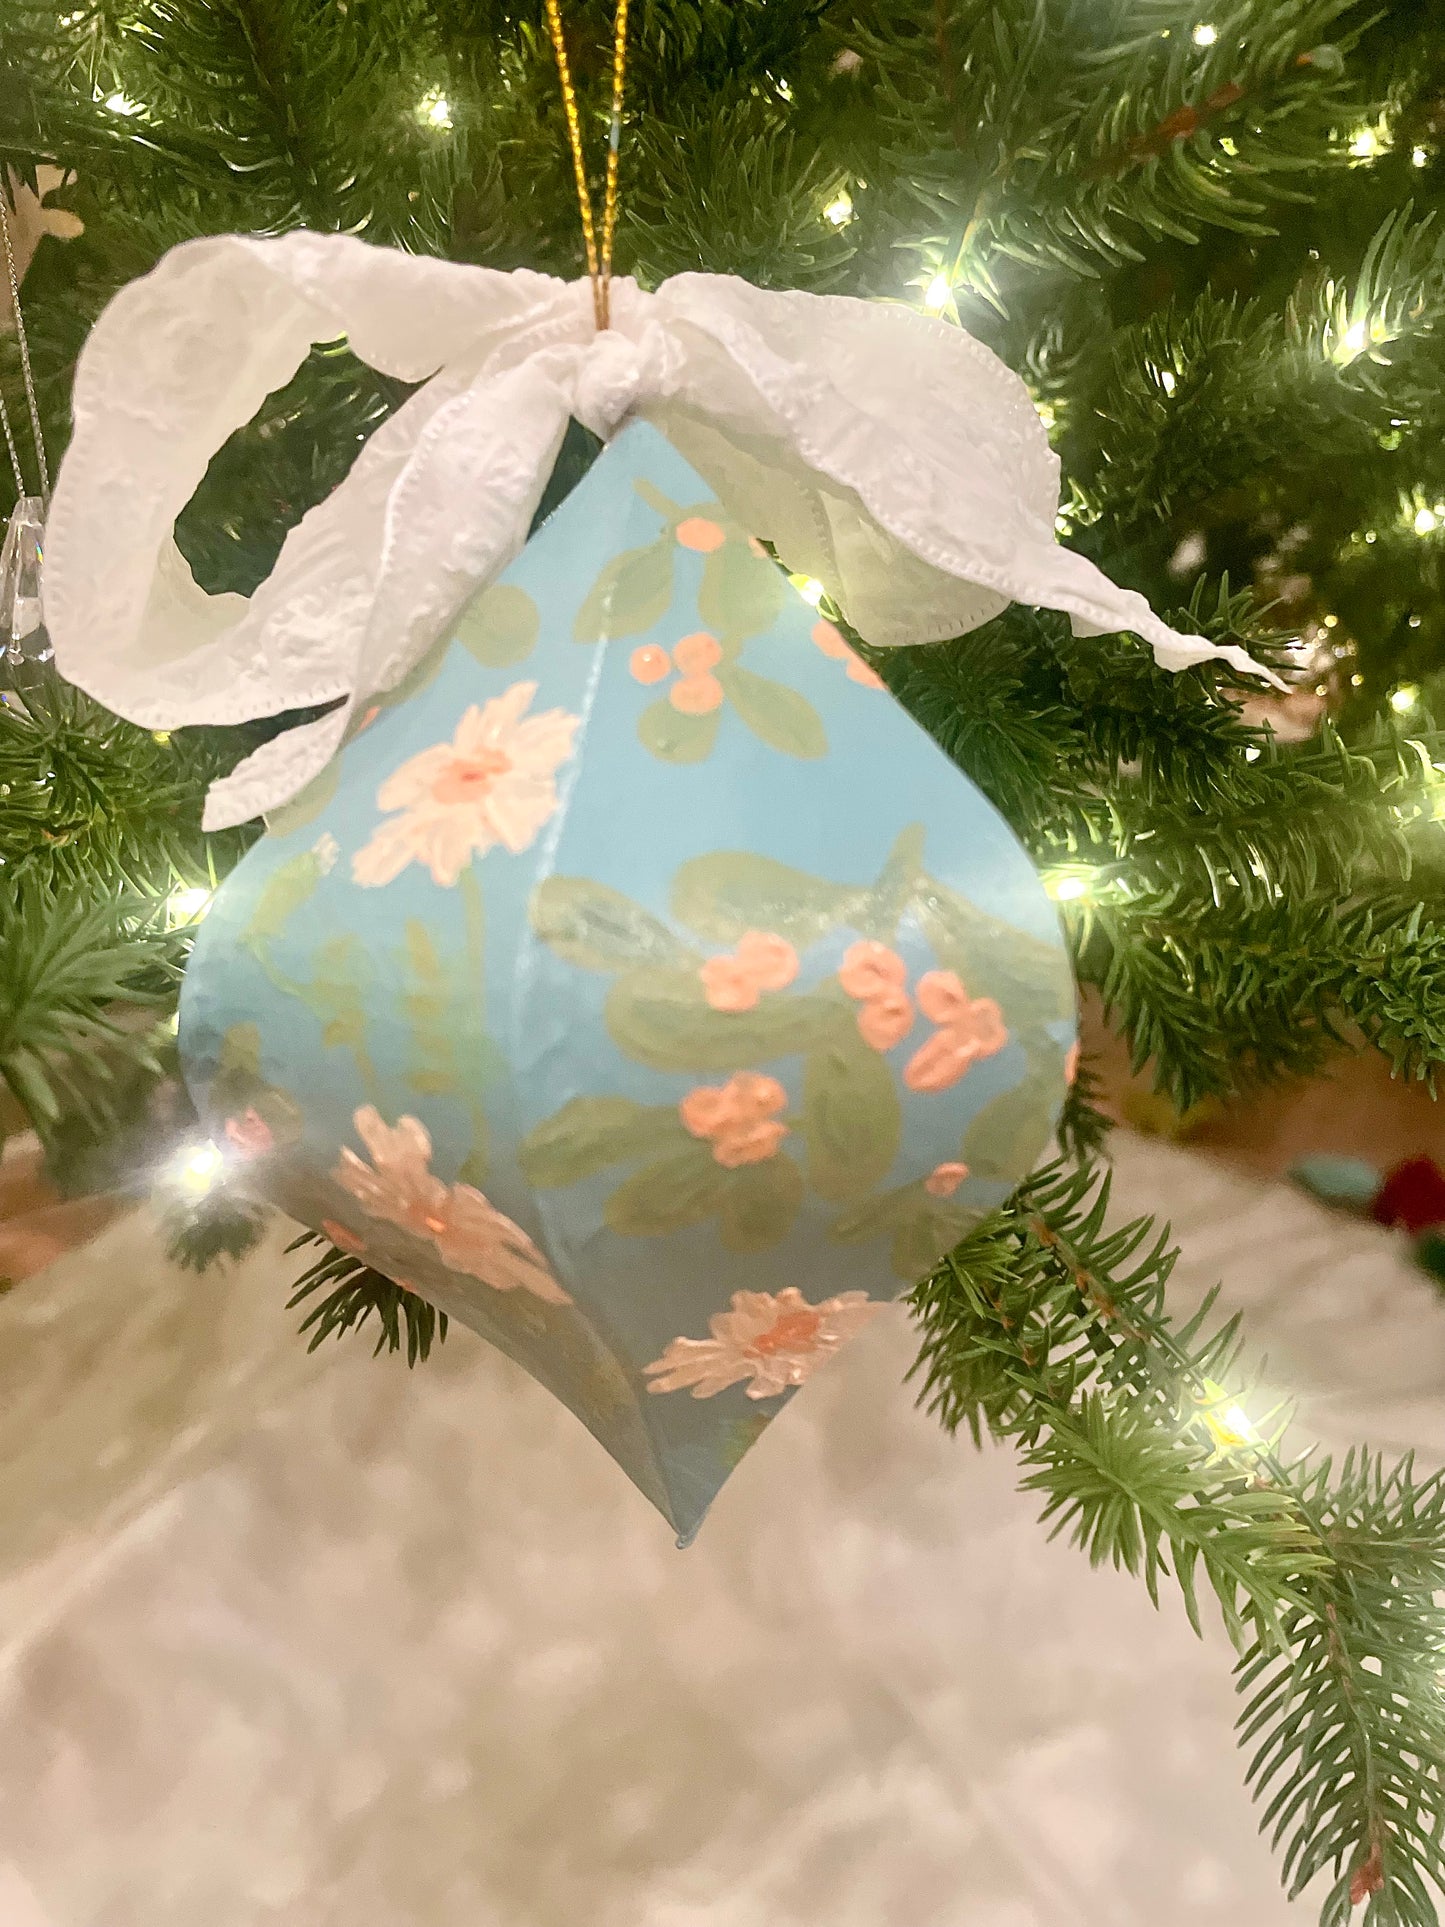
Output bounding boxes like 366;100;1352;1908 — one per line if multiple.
0;185;52;676
41;5;1277;1536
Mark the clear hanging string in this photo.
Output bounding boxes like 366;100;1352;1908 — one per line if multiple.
0;181;53;672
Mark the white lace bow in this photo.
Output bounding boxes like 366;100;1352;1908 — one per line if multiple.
43;231;1272;829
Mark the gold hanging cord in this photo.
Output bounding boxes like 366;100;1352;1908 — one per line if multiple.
542;0;631;331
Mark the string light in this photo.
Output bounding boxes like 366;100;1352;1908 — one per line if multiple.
418;88;452;129
104;91;141;116
1159;368;1177;395
1347;121;1390;161
166;885;213;926
924;273;952;313
1415;506;1440;536
1191;23;1217;45
1047;873;1090;903
823;191;854;227
1200;1387;1260;1452
170;1140;224;1197
790;575;825;607
1391;685;1419;714
1412;146;1429;168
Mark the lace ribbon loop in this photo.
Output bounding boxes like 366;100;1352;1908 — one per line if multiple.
43;232;1276;830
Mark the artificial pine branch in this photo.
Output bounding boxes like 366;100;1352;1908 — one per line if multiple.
909;1160;1445;1920
286;1231;450;1366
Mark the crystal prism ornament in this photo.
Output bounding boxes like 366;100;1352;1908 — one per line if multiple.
180;422;1077;1541
0;495;52;668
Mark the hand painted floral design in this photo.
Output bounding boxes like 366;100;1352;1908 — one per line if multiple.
644;1287;881;1399
629;644;670;685
224;1107;274;1157
904;971;1009;1093
811;618;885;690
699;930;800;1012
671;672;724;715
311;831;340;874
675;516;726;553
838;940;915;1051
333;1105;569;1303
320;1218;367;1255
680;1072;789;1167
924;1161;970;1198
352;681;579;888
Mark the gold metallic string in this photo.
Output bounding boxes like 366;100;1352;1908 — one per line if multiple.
542;0;631;330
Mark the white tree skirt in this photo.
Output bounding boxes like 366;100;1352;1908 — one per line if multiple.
0;1135;1442;1927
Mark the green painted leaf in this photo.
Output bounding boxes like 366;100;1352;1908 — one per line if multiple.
890;1205;980;1281
243;850;325;951
858;824;928;940
573;540;675;642
454;582;540;667
264;760;339;838
218;1023;262;1081
962;1072;1060;1183
719;1153;804;1253
671;850;858;947
698;537;787;639
718;664;827;759
637;698;720;764
801;1024;902;1202
606;968;836;1072
519;1096;686;1187
531;877;691;974
830;1182;921;1244
604;1141;730;1236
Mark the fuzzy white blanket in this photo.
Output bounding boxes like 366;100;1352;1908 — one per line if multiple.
0;1134;1441;1927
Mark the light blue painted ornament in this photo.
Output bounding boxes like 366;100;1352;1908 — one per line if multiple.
179;422;1076;1538
44;235;1276;1538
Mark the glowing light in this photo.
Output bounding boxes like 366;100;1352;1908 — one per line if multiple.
1324;614;1338;628
1413;146;1429;168
1159;369;1177;395
172;1141;224;1197
1244;745;1261;762
791;576;825;607
167;885;213;926
1049;874;1090;903
1351;673;1364;687
1391;685;1420;713
1200;1381;1260;1451
823;191;854;227
1348;123;1388;161
418;89;452;129
105;91;141;115
1415;507;1439;536
1192;22;1217;45
924;273;952;312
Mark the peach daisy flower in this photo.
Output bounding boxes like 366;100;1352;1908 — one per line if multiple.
352;681;579;888
644;1287;881;1399
680;1072;788;1167
333;1105;568;1303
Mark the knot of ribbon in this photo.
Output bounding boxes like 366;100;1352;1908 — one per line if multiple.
42;230;1273;830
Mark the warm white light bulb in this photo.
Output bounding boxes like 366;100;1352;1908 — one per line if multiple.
1192;22;1217;45
1348;125;1385;160
1415;507;1439;536
167;885;213;924
924;273;951;312
418;89;452;129
1159;369;1177;394
173;1141;224;1196
824;191;854;227
795;577;825;608
1391;685;1420;713
105;91;141;116
1050;875;1089;903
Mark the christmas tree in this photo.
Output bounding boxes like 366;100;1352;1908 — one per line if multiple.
4;3;1445;1918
